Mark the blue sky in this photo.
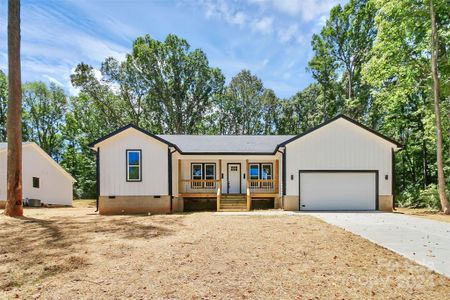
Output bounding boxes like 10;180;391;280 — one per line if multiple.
0;0;345;98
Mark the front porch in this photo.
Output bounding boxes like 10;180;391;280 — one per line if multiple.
177;159;280;211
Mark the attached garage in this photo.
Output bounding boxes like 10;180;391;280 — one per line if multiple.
281;115;402;212
298;171;377;211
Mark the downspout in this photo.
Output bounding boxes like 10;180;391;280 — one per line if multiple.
277;147;286;208
392;148;396;210
168;148;177;213
96;147;100;212
281;148;286;196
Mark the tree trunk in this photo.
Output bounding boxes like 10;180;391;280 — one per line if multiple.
430;0;449;214
4;0;23;217
422;139;429;189
348;70;352;100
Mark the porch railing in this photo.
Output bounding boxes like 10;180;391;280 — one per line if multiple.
248;179;277;193
179;179;220;194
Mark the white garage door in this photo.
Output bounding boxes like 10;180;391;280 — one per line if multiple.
299;171;377;211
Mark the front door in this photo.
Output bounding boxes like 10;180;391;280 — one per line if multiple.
227;163;241;194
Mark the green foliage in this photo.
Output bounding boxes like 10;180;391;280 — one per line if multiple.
0;4;448;206
309;0;377;121
398;184;450;210
22;82;67;158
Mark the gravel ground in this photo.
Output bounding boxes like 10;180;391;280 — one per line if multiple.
1;207;449;299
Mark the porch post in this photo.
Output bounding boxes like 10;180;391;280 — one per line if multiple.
217;159;222;211
178;159;181;194
246;159;251;211
275;159;279;194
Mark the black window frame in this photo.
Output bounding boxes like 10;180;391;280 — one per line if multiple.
249;162;273;188
249;163;273;180
32;177;40;188
126;149;142;182
190;162;216;188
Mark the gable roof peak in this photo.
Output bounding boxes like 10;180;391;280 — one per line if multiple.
278;114;402;148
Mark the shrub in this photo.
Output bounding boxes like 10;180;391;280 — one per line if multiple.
397;184;450;211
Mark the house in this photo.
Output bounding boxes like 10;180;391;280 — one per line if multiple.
88;115;401;214
0;142;75;207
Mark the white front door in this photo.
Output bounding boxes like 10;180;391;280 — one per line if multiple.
227;164;241;194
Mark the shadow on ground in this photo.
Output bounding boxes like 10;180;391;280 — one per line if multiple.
0;213;180;290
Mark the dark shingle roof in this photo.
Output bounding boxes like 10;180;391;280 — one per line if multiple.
158;135;294;154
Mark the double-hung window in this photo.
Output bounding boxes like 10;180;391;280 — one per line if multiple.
204;164;216;188
191;163;203;189
261;163;273;188
191;163;216;189
249;163;273;188
249;164;260;188
126;150;142;182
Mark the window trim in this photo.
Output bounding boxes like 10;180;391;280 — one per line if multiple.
126;149;142;182
32;177;40;189
261;163;273;180
249;163;273;188
249;163;260;180
190;162;216;188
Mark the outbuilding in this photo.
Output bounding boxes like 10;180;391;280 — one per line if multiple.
0;142;75;207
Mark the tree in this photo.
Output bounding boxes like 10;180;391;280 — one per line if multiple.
0;70;7;142
130;34;224;134
221;70;265;134
22;82;67;158
71;34;224;135
261;89;281;135
309;0;377;120
363;0;449;210
5;0;22;217
429;0;449;214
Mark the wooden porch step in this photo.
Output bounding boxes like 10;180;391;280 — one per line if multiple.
220;203;247;208
219;195;247;211
218;209;249;212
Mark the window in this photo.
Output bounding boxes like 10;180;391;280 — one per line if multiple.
249;164;260;188
191;163;203;189
204;164;216;188
261;164;272;180
190;163;216;189
126;150;141;182
249;164;260;180
249;163;273;188
261;164;273;188
32;177;40;188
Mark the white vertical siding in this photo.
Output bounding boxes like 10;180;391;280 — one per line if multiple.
285;118;394;196
99;129;169;196
0;145;73;205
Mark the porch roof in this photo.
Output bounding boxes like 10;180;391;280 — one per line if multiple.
158;135;294;154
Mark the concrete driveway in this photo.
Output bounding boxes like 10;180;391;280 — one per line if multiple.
308;212;450;277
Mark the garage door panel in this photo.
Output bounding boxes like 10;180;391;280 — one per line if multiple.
300;172;376;211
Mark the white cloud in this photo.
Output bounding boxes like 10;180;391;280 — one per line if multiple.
202;0;247;27
251;17;273;34
248;0;340;22
230;11;247;26
278;24;299;43
43;75;64;87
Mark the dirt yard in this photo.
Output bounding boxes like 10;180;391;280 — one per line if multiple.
395;207;450;223
1;207;449;299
